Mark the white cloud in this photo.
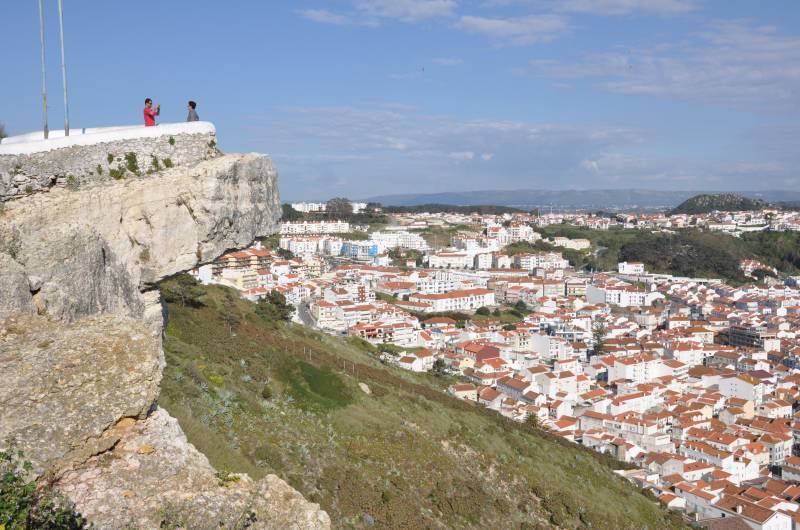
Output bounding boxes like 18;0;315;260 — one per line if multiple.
456;15;570;45
357;0;457;21
534;20;800;109
244;104;800;198
432;57;464;65
482;0;697;16
449;151;476;160
298;9;352;25
247;105;653;197
552;0;697;16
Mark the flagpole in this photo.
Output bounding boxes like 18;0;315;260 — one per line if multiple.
57;0;69;136
38;0;49;139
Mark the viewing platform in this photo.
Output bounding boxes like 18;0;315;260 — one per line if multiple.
0;122;218;201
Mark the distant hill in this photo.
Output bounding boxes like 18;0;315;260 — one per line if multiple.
669;193;770;215
365;189;800;212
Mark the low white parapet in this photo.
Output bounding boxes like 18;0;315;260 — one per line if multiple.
0;121;216;155
0;122;218;201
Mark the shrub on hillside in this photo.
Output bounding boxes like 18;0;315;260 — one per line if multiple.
0;444;88;529
161;274;206;308
255;291;294;322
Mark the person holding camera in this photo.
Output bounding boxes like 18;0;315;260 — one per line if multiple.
143;98;160;127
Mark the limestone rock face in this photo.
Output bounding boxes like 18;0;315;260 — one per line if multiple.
59;409;330;530
0;254;34;316
0;151;331;528
0;153;280;323
0;314;161;475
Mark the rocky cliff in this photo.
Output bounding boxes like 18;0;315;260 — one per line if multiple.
0;132;330;529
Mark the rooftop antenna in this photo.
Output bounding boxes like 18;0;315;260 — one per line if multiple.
38;0;48;139
57;0;70;136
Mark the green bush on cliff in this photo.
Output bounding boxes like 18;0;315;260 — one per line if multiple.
0;444;88;529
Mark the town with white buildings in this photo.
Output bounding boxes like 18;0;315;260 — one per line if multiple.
191;201;800;529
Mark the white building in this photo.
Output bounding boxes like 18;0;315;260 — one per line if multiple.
290;201;367;214
428;252;472;269
586;283;663;308
409;288;496;313
618;262;646;274
290;202;327;213
280;220;351;235
369;230;429;251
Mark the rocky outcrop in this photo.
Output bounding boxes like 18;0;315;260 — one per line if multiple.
1;152;280;324
58;409;329;529
0;122;218;200
0;143;330;528
0;314;161;475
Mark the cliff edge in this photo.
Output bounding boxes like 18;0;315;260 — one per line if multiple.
0;125;330;529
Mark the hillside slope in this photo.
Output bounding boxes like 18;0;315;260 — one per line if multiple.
669;193;769;215
159;278;688;529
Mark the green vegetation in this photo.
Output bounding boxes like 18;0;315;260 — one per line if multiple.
124;152;140;175
23;185;33;195
159;278;686;529
168;136;176;146
151;155;161;172
618;230;799;280
619;230;749;281
339;231;370;241
740;231;800;273
388;248;423;267
95;164;103;176
258;234;280;249
106;153;114;164
280;203;304;222
161;274;207;307
254;291;294;323
669;193;768;215
516;223;799;280
109;166;126;180
1;444;88;529
503;239;556;255
65;175;78;191
163;158;174;169
325;197;353;220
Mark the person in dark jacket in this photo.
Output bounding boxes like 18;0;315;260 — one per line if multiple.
187;101;199;122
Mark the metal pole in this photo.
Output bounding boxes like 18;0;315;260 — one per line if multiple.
57;0;69;136
38;0;48;139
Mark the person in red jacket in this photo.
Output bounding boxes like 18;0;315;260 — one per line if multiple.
143;98;160;126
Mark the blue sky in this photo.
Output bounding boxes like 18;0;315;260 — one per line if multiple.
1;1;799;201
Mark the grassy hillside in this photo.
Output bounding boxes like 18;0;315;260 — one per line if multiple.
669;193;768;215
159;278;687;529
